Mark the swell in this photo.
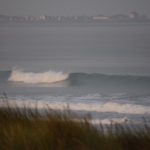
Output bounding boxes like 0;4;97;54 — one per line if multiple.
0;70;150;87
68;73;150;87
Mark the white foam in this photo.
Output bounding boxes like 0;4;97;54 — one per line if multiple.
8;69;68;83
1;98;150;115
91;117;129;125
41;102;150;115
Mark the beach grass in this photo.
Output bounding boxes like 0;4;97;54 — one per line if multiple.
0;97;150;150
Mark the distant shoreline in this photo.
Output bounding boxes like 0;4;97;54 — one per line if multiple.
1;21;150;27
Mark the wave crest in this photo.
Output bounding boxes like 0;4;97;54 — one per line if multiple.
8;69;69;83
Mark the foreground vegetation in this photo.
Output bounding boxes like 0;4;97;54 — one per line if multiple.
0;98;150;150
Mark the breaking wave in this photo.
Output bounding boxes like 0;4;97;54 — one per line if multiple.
8;69;69;83
0;69;150;87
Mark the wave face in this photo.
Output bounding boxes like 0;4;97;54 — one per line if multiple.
68;73;150;87
8;69;69;83
0;70;11;81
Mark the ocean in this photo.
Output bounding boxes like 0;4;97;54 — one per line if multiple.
0;23;150;124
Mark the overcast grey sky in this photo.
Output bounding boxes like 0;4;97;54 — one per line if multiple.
0;0;150;17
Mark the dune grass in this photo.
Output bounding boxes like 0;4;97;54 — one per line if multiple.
0;96;150;150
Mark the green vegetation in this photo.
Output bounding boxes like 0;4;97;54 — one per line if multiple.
0;98;150;150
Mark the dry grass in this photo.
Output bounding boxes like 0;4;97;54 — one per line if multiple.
0;95;150;150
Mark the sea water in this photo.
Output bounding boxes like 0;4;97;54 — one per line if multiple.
0;23;150;124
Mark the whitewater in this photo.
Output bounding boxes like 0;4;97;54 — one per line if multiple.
8;69;69;83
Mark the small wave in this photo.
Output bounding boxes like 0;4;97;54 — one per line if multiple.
2;98;150;115
92;117;129;125
8;69;69;83
45;102;150;115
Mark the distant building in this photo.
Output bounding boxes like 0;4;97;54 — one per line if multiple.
128;12;139;19
93;15;110;21
92;15;110;22
110;14;129;21
39;15;47;21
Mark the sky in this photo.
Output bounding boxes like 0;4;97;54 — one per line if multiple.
0;0;150;17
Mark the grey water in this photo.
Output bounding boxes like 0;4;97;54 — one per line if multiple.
0;23;150;124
